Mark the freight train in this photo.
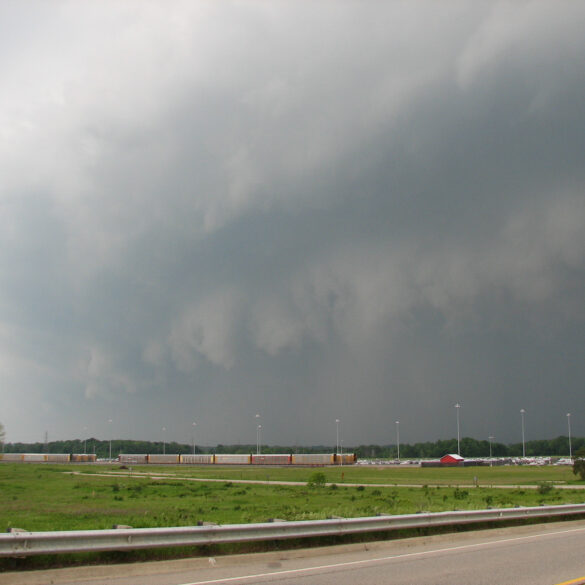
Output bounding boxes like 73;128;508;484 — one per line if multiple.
119;453;357;465
0;452;356;465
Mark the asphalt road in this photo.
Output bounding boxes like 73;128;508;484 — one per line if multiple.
3;520;585;585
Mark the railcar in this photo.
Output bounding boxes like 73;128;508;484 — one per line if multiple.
180;454;215;464
214;453;252;465
0;453;74;463
291;453;335;465
147;454;180;464
18;453;71;463
119;454;148;465
251;454;292;465
0;453;23;462
45;453;71;463
71;454;97;462
22;453;48;462
334;453;357;465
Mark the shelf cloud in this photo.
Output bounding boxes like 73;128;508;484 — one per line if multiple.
1;1;584;447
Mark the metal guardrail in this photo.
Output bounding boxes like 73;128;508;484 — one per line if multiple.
2;504;585;557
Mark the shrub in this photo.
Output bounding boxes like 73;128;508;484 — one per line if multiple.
453;488;468;500
307;472;327;488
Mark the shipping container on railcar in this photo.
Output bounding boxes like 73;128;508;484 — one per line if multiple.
214;454;252;465
147;454;180;464
179;454;215;464
119;454;149;465
71;454;97;463
291;453;335;465
251;454;291;465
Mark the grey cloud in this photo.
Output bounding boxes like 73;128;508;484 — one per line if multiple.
1;1;584;446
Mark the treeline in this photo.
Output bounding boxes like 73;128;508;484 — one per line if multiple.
3;436;582;459
5;440;196;458
3;440;337;459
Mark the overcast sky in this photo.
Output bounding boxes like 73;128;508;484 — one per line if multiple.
1;1;584;449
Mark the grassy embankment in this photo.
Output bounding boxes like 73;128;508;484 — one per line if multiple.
1;463;584;532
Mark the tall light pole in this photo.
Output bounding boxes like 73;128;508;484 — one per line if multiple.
335;419;340;455
567;413;572;459
455;403;461;456
192;422;197;455
520;409;526;458
395;420;400;462
83;426;88;455
488;435;494;466
108;419;113;460
257;425;262;455
162;426;166;455
255;414;261;455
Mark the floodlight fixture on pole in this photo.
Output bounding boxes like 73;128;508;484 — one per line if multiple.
108;419;113;460
455;403;461;456
395;420;400;462
255;414;261;455
567;413;572;459
520;409;526;457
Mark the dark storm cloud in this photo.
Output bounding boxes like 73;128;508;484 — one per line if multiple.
1;1;584;447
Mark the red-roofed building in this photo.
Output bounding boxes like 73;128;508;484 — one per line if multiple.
440;454;465;466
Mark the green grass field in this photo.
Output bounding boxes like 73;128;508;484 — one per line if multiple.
1;463;584;533
100;462;579;486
